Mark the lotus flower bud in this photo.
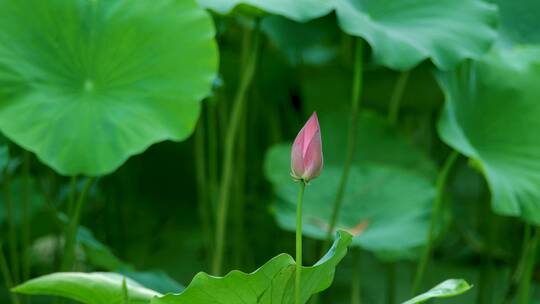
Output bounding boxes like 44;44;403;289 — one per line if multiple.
291;112;323;182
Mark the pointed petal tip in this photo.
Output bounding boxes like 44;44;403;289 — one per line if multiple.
308;112;319;124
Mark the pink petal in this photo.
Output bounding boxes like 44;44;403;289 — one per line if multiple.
302;128;323;181
291;128;305;179
301;112;320;157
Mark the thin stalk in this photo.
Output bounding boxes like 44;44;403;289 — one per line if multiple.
61;178;94;271
233;103;248;268
351;248;361;304
517;226;540;304
412;150;459;295
67;177;77;217
296;182;306;304
194;113;212;267
387;71;410;125
503;225;533;303
122;277;129;304
324;38;364;248
21;151;31;282
477;191;495;304
0;244;20;304
36;176;63;231
386;263;395;304
3;170;20;284
207;102;218;211
36;175;64;275
212;24;260;275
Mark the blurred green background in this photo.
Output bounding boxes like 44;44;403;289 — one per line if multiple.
1;0;540;303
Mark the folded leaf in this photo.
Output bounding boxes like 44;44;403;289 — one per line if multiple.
152;230;352;304
13;272;161;304
438;47;540;224
402;279;472;304
197;0;333;22
334;0;498;70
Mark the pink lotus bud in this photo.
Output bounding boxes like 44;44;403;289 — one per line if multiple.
291;112;323;182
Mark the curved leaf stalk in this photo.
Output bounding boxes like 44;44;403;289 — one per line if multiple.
476;194;496;304
194;112;212;267
207;102;218;211
296;182;306;304
21;151;31;282
386;263;396;304
212;23;261;275
122;276;129;304
351;248;361;304
2;164;20;284
518;226;540;304
325;38;364;247
233;106;248;268
412;150;459;295
61;177;94;271
503;225;532;303
403;279;472;304
67;176;77;219
387;71;410;125
0;244;20;304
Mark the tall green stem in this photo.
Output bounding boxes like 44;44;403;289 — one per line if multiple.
503;225;532;303
518;226;539;304
412;150;459;295
351;248;361;304
207;102;218;211
61;178;94;271
387;71;410;125
194;112;212;267
296;182;306;304
386;263;395;304
67;176;77;218
0;244;20;304
325;38;363;248
3;169;19;284
212;25;260;275
122;277;129;304
233;104;248;268
476;190;495;304
21;151;31;282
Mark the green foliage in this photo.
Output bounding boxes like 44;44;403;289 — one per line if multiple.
197;0;333;22
0;145;7;181
261;16;339;66
77;225;184;294
402;279;472;304
493;0;540;46
0;0;218;176
438;46;540;224
13;231;352;304
334;0;499;70
13;272;161;304
152;231;351;304
1;0;539;303
0;178;44;225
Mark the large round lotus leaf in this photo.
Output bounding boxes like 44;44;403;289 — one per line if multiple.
334;0;499;70
197;0;333;22
265;112;437;260
437;46;540;224
0;0;218;176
